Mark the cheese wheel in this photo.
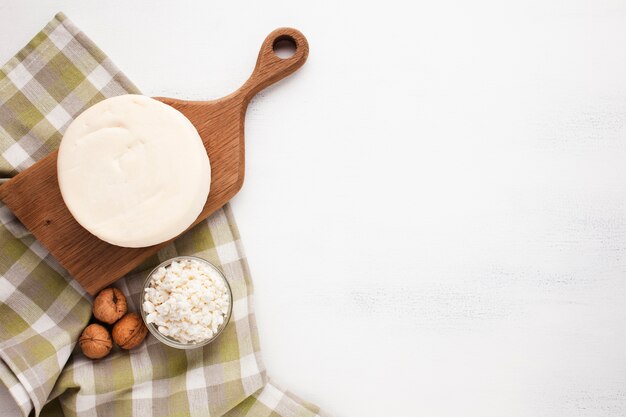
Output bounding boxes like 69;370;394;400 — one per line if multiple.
57;94;211;248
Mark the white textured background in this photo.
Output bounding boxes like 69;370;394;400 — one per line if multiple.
2;1;626;416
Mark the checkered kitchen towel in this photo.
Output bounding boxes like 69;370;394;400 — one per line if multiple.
0;13;328;417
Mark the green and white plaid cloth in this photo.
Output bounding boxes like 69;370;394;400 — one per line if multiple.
0;13;328;417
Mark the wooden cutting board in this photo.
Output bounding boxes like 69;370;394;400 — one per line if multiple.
0;28;309;295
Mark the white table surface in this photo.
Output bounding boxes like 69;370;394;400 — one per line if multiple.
2;1;626;416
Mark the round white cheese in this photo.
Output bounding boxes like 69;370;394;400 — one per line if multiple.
57;94;211;248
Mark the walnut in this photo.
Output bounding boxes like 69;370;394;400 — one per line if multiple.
112;313;148;349
93;287;127;324
79;324;112;359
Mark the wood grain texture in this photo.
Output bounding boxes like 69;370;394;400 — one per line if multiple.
0;27;309;295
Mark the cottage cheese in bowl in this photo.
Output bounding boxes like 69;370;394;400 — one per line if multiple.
141;257;232;348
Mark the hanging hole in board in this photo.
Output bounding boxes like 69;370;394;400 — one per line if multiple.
272;35;297;59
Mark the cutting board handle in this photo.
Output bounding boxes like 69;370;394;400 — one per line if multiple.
238;28;309;104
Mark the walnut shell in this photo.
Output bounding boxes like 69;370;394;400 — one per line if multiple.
112;313;148;349
79;323;112;359
93;287;127;324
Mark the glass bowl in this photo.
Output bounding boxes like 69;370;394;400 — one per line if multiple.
140;256;233;349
